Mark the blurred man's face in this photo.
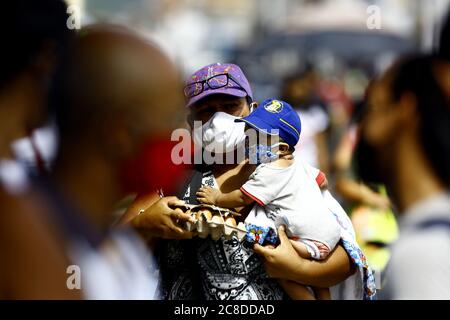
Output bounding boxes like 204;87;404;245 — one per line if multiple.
188;94;250;125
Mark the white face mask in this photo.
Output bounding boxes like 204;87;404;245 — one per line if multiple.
193;112;246;154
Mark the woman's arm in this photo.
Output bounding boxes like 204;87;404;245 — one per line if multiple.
254;226;355;288
117;192;160;225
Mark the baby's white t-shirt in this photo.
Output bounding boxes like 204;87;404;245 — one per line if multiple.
241;159;340;252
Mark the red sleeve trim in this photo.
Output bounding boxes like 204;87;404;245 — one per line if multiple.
316;171;326;187
240;187;265;206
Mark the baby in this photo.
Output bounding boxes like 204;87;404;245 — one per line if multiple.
197;99;341;299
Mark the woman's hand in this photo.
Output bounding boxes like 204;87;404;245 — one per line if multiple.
253;226;355;288
253;226;308;280
126;195;196;240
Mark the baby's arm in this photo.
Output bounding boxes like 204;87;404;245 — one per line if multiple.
196;186;254;208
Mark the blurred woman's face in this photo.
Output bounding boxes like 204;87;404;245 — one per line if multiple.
188;94;250;126
362;76;404;149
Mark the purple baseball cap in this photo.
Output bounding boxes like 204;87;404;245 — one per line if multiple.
184;63;253;108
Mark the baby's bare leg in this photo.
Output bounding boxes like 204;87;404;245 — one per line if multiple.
290;238;331;260
287;239;332;299
312;287;331;300
289;239;313;259
278;279;315;300
279;279;331;300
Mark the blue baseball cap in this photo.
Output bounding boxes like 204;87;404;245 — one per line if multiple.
235;99;301;147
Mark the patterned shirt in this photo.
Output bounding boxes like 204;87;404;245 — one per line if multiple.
158;169;286;300
157;168;377;300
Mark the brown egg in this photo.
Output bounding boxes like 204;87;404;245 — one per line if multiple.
210;215;224;225
203;210;213;221
197;209;212;221
225;216;237;227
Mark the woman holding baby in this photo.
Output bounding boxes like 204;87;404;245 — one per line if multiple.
121;63;375;300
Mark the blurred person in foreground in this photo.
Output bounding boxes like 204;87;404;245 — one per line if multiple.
356;54;450;299
123;63;376;300
0;0;70;184
43;24;194;299
2;23;191;299
0;0;77;299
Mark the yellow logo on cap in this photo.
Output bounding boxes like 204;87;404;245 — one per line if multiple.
264;100;283;113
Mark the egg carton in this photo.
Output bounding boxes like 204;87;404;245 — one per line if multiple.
171;203;247;241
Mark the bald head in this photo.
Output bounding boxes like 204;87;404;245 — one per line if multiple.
53;24;183;141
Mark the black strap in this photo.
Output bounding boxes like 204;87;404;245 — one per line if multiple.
158;167;207;299
180;168;206;299
181;165;209;205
